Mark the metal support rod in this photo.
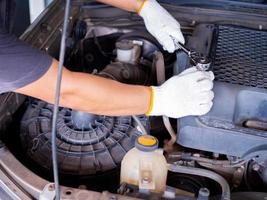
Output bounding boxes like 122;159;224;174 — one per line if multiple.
51;0;71;199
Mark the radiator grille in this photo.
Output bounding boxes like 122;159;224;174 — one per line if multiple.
212;25;267;89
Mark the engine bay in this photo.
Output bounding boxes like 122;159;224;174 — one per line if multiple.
1;1;267;199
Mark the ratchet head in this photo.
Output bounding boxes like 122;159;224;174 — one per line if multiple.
190;51;211;71
172;38;211;71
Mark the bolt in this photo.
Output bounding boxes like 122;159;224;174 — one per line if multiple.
48;184;55;191
198;188;210;200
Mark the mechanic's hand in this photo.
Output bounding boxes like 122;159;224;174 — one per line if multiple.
138;0;185;53
146;67;215;118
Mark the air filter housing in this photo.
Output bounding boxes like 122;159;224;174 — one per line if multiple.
20;100;148;175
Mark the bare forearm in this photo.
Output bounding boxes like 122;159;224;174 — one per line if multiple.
64;72;150;115
16;59;150;116
96;0;143;12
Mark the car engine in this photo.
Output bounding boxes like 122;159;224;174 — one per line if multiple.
0;1;267;200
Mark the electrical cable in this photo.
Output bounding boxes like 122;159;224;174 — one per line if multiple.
51;0;71;199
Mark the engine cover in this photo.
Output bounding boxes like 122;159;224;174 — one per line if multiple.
178;82;267;158
176;25;267;160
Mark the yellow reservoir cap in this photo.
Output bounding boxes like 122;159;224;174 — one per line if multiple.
138;135;157;146
135;135;159;152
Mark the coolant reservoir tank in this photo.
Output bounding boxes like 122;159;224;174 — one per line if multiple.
120;135;168;193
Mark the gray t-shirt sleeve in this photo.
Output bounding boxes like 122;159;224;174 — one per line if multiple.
0;29;53;94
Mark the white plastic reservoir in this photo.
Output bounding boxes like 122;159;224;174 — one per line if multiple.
120;135;168;193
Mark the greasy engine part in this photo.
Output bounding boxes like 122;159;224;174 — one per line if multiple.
244;160;266;190
168;152;247;189
176;24;267;189
99;61;149;85
20;100;148;175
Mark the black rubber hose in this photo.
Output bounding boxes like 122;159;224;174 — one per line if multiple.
51;0;71;199
169;164;231;200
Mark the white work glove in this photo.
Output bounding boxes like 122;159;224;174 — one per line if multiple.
146;67;215;118
139;0;185;53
